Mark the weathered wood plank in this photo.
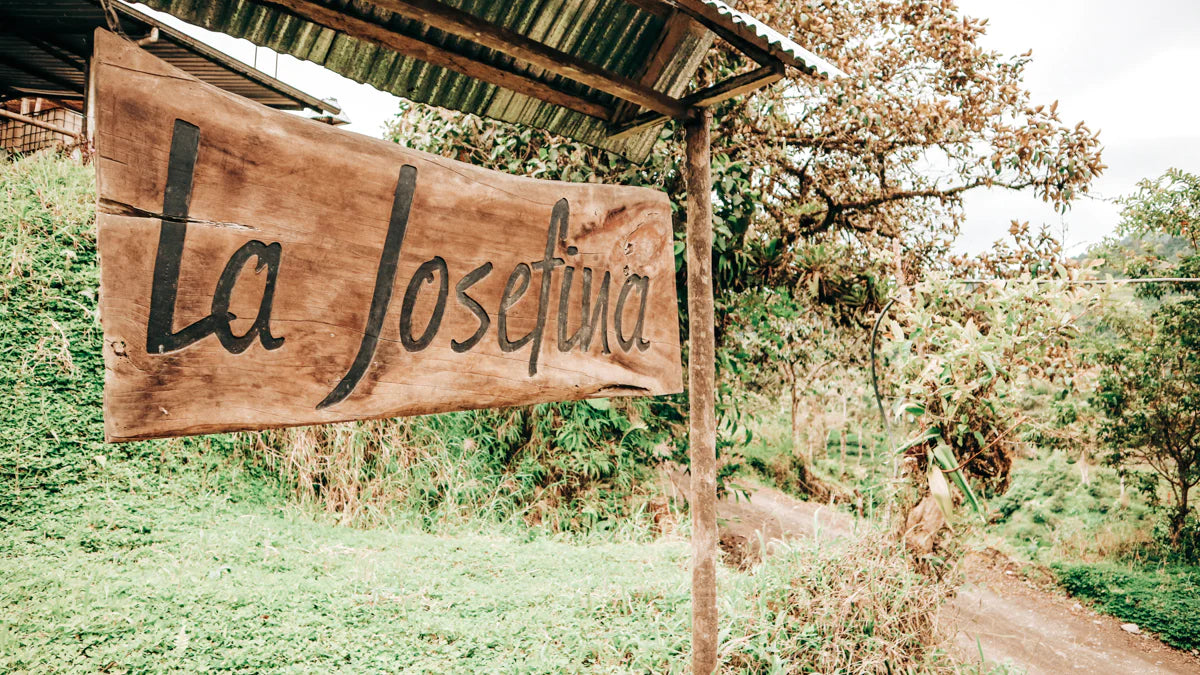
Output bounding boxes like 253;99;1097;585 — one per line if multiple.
92;30;682;442
608;64;782;140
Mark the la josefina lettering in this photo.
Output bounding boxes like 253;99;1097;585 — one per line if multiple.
92;30;681;442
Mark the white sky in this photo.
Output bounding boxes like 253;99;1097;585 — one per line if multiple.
954;0;1200;254
134;1;1200;255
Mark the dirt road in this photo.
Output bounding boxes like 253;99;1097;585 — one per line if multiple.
668;472;1200;674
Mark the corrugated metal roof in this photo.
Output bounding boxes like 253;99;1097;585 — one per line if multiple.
139;0;716;161
696;0;845;79
0;0;338;112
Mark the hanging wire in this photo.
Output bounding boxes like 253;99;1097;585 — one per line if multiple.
868;276;1200;436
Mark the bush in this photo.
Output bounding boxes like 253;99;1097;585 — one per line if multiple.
240;397;682;534
990;452;1154;563
1;152;109;518
722;530;961;673
1055;562;1200;651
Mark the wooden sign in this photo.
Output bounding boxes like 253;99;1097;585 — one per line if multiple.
91;30;682;442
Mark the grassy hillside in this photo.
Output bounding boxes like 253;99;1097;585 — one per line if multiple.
0;153;965;673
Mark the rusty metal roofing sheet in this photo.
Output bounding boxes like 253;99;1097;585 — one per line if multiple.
0;0;338;112
140;0;713;161
696;0;844;79
132;0;840;161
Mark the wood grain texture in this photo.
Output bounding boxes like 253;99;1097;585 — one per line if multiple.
92;30;682;442
684;109;717;675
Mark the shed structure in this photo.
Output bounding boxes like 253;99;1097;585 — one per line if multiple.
137;0;841;160
69;0;843;671
0;0;340;153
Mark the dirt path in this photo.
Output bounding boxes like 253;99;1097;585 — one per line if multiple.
667;472;1200;674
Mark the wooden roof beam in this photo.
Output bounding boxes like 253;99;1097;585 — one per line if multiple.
366;0;688;119
257;0;612;120
607;63;782;140
16;35;87;72
611;9;698;124
658;0;779;69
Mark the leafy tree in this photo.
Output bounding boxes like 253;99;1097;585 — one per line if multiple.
1091;169;1200;558
388;0;1102;322
713;0;1104;289
880;227;1102;558
1093;299;1200;555
1116;169;1200;250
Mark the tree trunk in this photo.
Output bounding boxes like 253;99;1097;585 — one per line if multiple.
777;359;845;503
1171;480;1191;547
791;379;803;453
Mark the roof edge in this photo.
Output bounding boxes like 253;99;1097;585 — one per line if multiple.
115;0;340;114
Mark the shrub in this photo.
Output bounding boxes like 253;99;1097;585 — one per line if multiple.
722;530;961;673
1055;562;1200;651
240;398;681;534
1;152;108;518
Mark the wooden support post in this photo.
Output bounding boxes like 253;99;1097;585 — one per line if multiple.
684;107;717;675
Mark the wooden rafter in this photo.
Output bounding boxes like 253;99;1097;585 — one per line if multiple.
18;35;88;71
256;0;612;120
660;0;787;71
608;63;782;139
611;9;697;124
364;0;686;119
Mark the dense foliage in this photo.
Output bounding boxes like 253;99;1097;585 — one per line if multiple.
1055;563;1200;651
0;151;123;519
1092;170;1200;560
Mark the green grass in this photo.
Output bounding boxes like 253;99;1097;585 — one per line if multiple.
1054;563;1200;651
1;461;696;672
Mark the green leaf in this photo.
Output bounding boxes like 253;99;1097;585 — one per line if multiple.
931;443;984;521
927;456;954;521
893;427;941;455
584;398;611;411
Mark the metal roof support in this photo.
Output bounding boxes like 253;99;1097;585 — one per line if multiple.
257;0;612;120
683;106;718;675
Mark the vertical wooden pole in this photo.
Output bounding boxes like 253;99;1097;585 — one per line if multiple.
684;107;717;675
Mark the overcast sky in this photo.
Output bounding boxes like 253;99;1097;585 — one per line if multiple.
136;1;1200;255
